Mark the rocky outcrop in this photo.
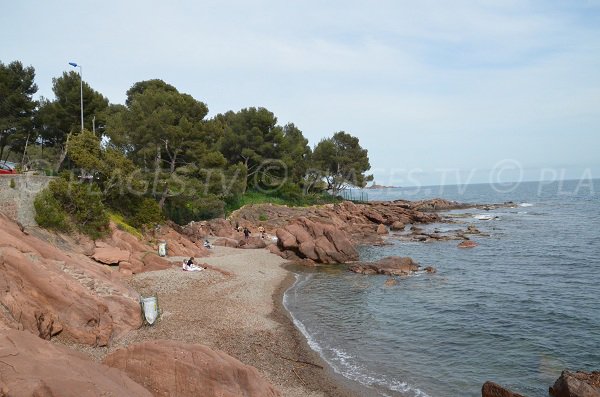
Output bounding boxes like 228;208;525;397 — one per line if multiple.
228;200;446;245
349;256;420;276
275;217;358;264
376;224;388;235
103;339;280;397
458;240;478;248
482;381;526;397
0;329;152;396
550;370;600;397
0;214;142;345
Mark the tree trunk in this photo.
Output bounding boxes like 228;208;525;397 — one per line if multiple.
55;132;73;172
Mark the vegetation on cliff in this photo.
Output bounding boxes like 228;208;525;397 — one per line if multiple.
1;59;372;235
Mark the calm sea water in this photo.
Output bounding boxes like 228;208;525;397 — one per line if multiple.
284;180;600;397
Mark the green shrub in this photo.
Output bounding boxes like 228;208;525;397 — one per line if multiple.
258;213;268;222
35;177;109;239
34;190;72;233
129;198;164;229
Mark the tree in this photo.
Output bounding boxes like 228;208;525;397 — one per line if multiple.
36;71;109;170
279;123;311;185
312;131;373;195
0;60;38;162
105;79;209;207
219;107;287;191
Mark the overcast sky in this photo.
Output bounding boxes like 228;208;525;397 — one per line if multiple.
3;0;599;186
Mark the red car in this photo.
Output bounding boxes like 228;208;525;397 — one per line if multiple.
0;162;17;175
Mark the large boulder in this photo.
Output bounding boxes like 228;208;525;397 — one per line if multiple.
276;217;358;264
103;339;280;397
0;329;152;397
349;256;419;276
0;215;142;345
482;381;526;397
550;370;600;397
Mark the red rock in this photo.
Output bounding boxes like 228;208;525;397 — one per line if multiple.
376;224;388;235
214;237;241;248
276;218;358;264
549;370;600;397
0;215;142;346
140;253;172;272
92;246;131;265
0;329;152;396
458;240;478;248
276;228;298;250
349;256;419;276
390;221;405;231
238;236;267;249
482;381;526;397
103;339;280;397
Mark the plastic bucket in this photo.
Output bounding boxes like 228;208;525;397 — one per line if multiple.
158;242;167;257
141;296;158;325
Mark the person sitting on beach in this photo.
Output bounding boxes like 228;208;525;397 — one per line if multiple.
203;239;212;249
183;257;204;271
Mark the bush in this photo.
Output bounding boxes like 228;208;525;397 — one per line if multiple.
129;197;164;229
34;190;72;233
35;177;109;239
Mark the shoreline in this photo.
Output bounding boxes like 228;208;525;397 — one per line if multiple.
58;246;366;396
273;266;381;397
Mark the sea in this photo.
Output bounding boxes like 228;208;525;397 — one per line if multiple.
283;179;599;397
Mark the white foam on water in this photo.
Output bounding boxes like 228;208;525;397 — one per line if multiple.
473;214;494;220
284;277;431;397
519;202;534;207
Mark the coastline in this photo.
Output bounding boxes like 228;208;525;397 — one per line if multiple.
273;267;381;397
59;245;366;396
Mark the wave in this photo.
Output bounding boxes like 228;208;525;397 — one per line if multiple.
519;203;534;207
283;274;431;397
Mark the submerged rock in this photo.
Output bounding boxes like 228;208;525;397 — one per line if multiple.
458;240;478;248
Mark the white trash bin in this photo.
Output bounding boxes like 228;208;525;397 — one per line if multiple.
141;296;159;325
158;242;167;257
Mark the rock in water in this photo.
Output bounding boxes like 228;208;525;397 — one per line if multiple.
384;278;398;286
349;256;419;276
549;370;600;397
103;339;281;397
458;240;478;248
376;224;388;235
482;381;526;397
0;329;152;396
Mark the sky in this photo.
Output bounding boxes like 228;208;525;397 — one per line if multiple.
2;0;599;186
